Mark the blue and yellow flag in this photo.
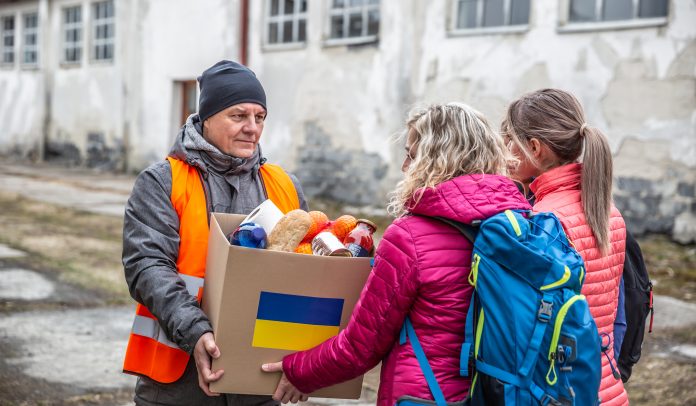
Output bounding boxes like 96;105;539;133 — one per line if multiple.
252;291;345;351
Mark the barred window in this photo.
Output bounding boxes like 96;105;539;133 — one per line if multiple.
328;0;379;44
266;0;307;45
569;0;668;23
1;15;14;65
23;12;38;66
455;0;530;30
92;0;114;61
63;6;82;64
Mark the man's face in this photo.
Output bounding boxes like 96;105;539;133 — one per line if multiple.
202;103;267;158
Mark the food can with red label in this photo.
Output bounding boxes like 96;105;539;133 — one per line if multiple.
311;232;352;257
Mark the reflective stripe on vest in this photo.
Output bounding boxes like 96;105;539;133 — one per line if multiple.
123;156;299;383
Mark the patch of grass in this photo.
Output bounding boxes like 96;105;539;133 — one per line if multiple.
0;192;128;302
638;234;696;302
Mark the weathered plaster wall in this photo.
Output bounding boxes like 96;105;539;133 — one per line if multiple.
418;0;695;161
0;0;241;170
614;138;696;243
248;0;417;204
46;0;128;169
0;0;693;240
0;0;45;159
249;0;695;241
132;0;240;169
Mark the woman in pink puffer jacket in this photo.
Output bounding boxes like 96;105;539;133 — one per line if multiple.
263;103;530;405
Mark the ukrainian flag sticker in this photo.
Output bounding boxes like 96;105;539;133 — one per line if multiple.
252;291;345;351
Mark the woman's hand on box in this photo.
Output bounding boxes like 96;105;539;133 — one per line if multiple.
262;361;309;403
194;332;225;397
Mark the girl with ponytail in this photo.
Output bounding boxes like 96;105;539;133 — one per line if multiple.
502;89;629;406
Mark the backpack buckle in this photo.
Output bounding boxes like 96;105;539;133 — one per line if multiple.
540;394;562;406
538;300;553;322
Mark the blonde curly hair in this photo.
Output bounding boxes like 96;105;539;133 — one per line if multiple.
387;103;515;217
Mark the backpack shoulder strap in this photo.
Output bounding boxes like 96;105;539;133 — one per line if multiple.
411;214;479;378
400;317;448;406
412;214;479;243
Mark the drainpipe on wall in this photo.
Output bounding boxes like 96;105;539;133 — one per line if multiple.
39;0;51;162
240;0;249;66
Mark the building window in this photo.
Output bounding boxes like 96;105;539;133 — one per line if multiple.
92;0;114;61
569;0;668;23
266;0;307;45
63;6;82;64
328;0;380;44
455;0;530;31
23;12;38;66
1;15;14;65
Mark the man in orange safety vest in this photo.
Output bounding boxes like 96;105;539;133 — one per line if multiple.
122;60;308;405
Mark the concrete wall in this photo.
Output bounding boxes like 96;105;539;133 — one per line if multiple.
248;0;695;242
47;0;126;169
417;0;696;241
0;0;129;168
132;0;240;169
0;0;693;240
0;0;46;159
0;0;242;170
247;0;415;205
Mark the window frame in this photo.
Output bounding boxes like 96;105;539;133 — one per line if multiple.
1;14;15;67
324;0;380;47
91;0;115;63
448;0;530;37
264;0;308;51
21;11;39;68
558;0;668;33
61;4;83;66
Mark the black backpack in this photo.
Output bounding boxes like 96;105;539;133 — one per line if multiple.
618;230;654;382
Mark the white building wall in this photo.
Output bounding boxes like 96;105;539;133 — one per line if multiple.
0;0;693;239
418;0;695;165
248;0;695;241
0;0;45;158
47;0;126;166
133;0;241;168
250;0;424;167
0;0;244;169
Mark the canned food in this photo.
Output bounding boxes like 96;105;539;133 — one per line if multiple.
312;232;352;257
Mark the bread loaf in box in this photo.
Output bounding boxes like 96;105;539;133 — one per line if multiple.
267;209;312;252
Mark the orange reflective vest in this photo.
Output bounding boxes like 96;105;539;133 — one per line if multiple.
123;156;300;383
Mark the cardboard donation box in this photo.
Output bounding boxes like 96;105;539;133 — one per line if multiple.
203;212;373;398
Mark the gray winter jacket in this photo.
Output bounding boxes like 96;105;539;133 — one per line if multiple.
123;115;308;405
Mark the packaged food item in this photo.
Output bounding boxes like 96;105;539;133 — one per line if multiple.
267;209;312;252
343;219;377;258
302;211;331;243
241;199;284;235
311;232;352;257
228;222;267;249
295;242;313;255
330;215;357;241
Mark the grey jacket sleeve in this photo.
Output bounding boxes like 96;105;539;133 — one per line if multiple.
287;172;309;211
122;161;212;354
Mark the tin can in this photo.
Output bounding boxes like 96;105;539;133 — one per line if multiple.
312;232;352;257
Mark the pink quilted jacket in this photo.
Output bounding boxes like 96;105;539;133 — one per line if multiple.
531;163;629;406
283;174;530;406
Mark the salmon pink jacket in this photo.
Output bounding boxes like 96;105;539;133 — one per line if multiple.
282;174;530;406
531;163;629;406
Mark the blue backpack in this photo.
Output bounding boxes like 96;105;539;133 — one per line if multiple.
399;210;605;406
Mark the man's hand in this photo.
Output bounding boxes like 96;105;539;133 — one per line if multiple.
194;332;224;397
262;362;309;404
